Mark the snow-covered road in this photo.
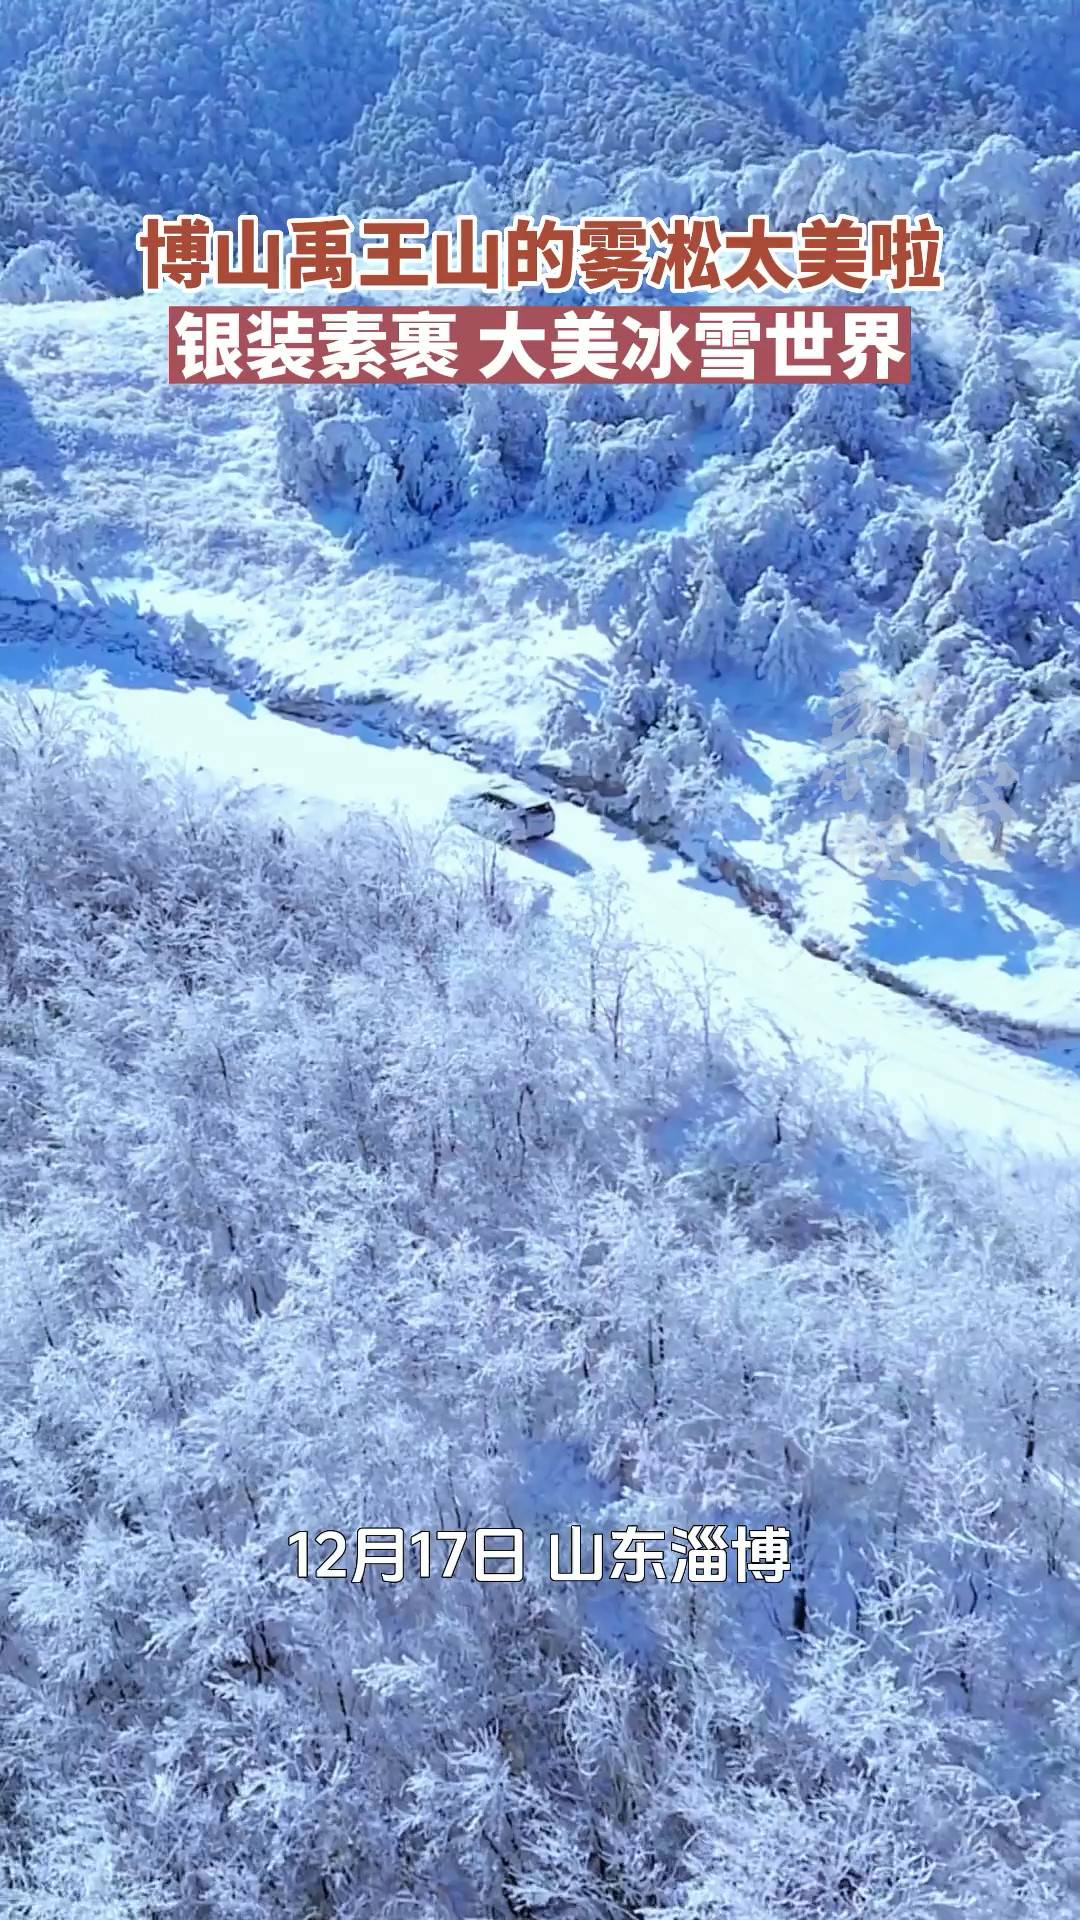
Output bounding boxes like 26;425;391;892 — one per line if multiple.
24;662;1080;1166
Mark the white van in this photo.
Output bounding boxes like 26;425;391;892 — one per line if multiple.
448;777;556;845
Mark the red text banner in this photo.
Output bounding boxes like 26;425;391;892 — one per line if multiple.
140;212;943;296
167;304;911;386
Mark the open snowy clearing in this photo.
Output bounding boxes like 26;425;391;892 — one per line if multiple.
8;638;1080;1167
0;294;618;753
769;812;1080;1028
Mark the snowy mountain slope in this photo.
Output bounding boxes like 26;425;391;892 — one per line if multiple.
7;637;1080;1166
0;294;618;750
4;179;1080;1036
4;0;1080;295
5;657;1080;1920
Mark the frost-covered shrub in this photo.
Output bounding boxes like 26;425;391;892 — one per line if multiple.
941;134;1049;232
1033;356;1080;468
732;570;841;689
277;384;466;554
899;327;958;423
1018;694;1080;808
852;507;930;603
948;320;1028;437
0;170;136;292
277;380;688;545
542;652;746;848
719;380;798;457
0;239;97;302
904;501;1080;656
621;690;738;835
776;374;902;466
680;559;739;672
809;145;924;219
732;565;791;667
757;595;842;692
953;414;1067;539
740;447;892;616
721;495;807;601
537;407;685;526
1035;783;1080;867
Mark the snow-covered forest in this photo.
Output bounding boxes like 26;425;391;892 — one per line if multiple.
4;1;1080;1913
0;695;1079;1918
2;0;1080;293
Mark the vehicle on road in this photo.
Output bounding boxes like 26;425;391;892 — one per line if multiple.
448;777;556;845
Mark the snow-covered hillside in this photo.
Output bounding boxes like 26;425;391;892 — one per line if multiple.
0;694;1077;1919
0;291;620;748
4;0;1080;292
4;162;1080;1029
5;644;1080;1171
